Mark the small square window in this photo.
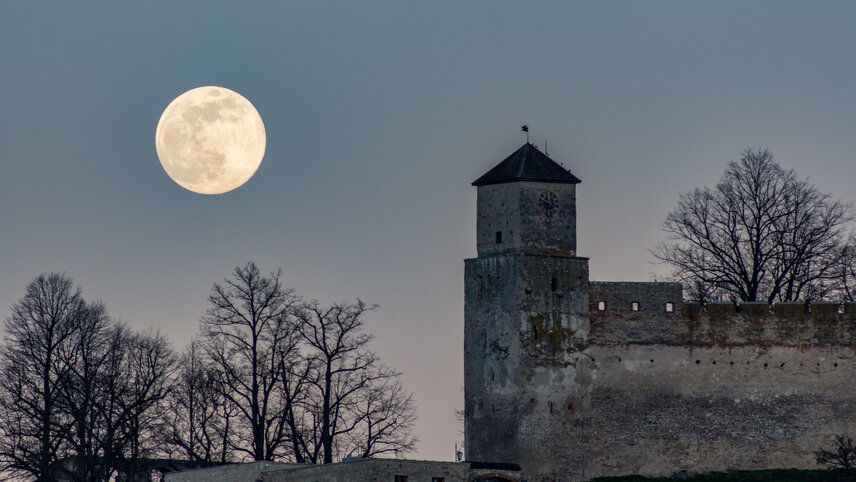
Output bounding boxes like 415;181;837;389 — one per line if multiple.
665;302;674;312
597;301;606;311
631;302;640;311
495;231;502;244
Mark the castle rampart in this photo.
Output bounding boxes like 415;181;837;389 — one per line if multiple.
538;281;856;481
590;281;856;347
465;144;856;481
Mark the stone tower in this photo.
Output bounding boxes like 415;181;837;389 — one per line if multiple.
464;143;591;473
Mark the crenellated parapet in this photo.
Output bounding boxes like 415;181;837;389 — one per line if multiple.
589;280;856;348
681;301;856;347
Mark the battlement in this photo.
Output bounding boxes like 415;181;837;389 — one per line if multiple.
589;281;856;347
681;301;856;347
589;281;683;345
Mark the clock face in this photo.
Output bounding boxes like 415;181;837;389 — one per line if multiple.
538;191;558;217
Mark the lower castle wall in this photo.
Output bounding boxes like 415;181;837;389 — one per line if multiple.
520;344;856;481
514;283;856;481
582;344;855;479
467;281;856;481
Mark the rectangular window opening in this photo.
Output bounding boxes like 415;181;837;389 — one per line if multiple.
631;301;640;311
551;276;557;292
395;476;408;482
597;301;605;311
495;231;502;244
665;302;674;312
432;478;446;482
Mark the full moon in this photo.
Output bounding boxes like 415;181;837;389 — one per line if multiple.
155;86;266;195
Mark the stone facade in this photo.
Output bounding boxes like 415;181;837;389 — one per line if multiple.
164;461;295;482
464;143;856;481
476;181;578;258
165;459;521;482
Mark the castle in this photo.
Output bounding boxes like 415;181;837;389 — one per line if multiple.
165;141;856;482
464;142;856;481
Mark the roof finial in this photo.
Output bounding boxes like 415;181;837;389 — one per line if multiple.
521;124;529;143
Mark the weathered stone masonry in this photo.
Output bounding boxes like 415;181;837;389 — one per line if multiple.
465;143;856;481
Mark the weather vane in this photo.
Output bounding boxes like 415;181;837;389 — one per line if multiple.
521;124;529;143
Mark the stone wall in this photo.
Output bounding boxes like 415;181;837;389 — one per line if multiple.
590;282;683;345
166;459;522;482
513;281;856;481
681;302;856;347
476;181;577;257
464;254;590;468
568;343;856;480
262;459;472;481
164;461;294;482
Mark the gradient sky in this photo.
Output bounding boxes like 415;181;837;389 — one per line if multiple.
3;1;856;462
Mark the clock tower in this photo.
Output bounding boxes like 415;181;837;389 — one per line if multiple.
464;142;591;474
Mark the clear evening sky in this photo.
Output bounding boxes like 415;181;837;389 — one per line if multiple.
3;1;856;462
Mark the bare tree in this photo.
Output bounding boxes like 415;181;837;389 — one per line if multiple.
816;434;856;473
653;148;853;303
57;319;175;482
826;236;856;302
194;263;417;465
200;262;300;461
277;341;313;464
54;302;115;482
0;273;87;481
345;376;417;459
293;300;417;463
159;340;232;464
116;330;175;481
0;273;176;482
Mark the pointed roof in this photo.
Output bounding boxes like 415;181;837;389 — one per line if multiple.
472;142;581;186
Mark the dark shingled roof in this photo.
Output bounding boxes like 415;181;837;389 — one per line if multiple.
472;142;580;186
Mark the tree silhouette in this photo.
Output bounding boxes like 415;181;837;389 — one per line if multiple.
200;262;300;461
654;148;854;303
0;273;86;481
